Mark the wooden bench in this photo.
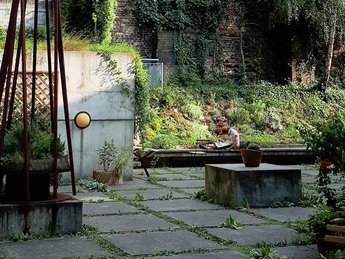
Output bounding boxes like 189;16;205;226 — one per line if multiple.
325;223;345;245
318;220;345;256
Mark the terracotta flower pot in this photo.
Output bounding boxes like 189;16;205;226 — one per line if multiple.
240;149;262;167
93;170;123;185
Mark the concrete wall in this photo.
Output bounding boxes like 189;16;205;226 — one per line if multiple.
0;50;135;181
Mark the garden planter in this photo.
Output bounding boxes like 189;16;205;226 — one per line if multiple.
93;170;123;185
240;149;262;167
2;156;70;201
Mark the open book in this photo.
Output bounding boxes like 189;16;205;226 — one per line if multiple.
214;141;231;149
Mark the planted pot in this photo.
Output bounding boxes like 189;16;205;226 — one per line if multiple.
240;149;262;167
93;170;123;185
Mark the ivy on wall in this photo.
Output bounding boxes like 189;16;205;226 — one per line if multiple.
61;0;117;44
128;0;229;79
94;45;150;138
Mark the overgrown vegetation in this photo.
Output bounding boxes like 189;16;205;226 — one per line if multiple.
61;0;117;44
141;80;345;148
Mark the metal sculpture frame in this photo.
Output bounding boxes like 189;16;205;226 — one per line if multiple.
0;0;76;201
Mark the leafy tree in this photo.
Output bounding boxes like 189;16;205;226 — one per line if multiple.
257;0;345;91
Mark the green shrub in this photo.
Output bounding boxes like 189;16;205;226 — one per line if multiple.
305;114;345;167
151;134;180;149
183;103;203;120
3;122;65;160
0;26;6;41
225;107;250;127
25;26;47;41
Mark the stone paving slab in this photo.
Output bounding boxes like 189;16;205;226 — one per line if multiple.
274;245;318;259
172;168;204;175
115;189;189;200
107;178;161;190
76;192;113;202
83;201;140;216
150;250;249;259
179;188;204;195
140;199;223;212
154;174;196;181
0;236;110;259
83;213;178;233
104;229;223;256
150;168;178;175
158;180;205;188
250;207;317;222
165;209;266;227
56;185;74;193
208;225;302;246
302;175;316;184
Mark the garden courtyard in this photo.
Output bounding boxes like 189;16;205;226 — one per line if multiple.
0;164;329;259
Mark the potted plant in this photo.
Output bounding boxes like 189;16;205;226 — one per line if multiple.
93;139;131;185
240;143;262;167
308;207;345;256
0;122;66;200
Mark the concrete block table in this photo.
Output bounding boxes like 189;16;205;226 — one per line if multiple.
205;163;302;208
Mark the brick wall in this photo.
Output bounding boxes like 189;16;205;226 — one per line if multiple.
113;0;155;58
113;0;266;79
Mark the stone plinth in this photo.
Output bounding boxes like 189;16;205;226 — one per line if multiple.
0;195;83;240
205;163;302;208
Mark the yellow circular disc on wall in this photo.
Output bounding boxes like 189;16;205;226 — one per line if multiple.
74;111;91;129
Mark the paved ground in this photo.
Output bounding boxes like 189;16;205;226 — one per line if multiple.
0;165;325;258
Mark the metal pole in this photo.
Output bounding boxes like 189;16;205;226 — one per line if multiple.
20;0;30;201
45;0;54;132
31;0;39;121
56;0;76;195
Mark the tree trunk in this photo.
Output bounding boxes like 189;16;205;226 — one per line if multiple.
318;12;337;92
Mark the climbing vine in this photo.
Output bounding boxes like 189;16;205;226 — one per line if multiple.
61;0;117;44
128;0;229;80
95;45;150;138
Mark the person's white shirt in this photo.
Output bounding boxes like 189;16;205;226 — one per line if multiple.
228;128;240;147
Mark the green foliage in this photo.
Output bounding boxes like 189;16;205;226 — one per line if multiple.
249;242;280;259
305;114;345;167
308;207;345;236
193;189;206;201
134;192;145;201
0;26;6;41
225;108;251;127
224;215;242;229
316;249;345;259
151;134;180;149
78;177;108;192
61;0;117;44
129;0;228;79
25;26;47;41
97;139;131;175
271;199;294;208
2;122;65;160
159;192;174;200
141;79;345;148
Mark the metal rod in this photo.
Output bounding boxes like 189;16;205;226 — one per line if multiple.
0;0;20;153
0;0;20;100
7;0;28;129
56;0;76;195
45;0;54;132
20;0;30;201
31;0;39;121
52;0;59;198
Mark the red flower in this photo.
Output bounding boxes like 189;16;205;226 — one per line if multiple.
319;161;333;173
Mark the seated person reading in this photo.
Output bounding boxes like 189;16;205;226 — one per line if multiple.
214;127;240;149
